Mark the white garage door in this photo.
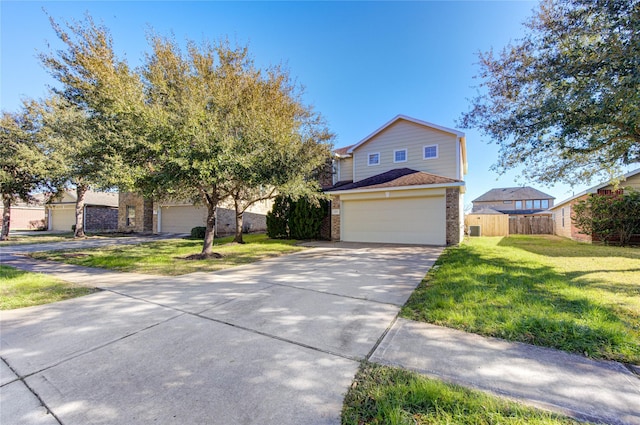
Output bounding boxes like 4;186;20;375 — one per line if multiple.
160;205;207;234
51;208;76;232
341;196;446;245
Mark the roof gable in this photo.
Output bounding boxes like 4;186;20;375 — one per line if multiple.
551;168;640;209
347;115;464;155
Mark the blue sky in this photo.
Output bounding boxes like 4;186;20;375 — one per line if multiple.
1;1;597;205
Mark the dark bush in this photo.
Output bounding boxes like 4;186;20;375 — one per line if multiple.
266;196;292;239
266;195;328;240
190;226;207;239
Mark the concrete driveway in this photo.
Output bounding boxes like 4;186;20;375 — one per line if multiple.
1;242;442;425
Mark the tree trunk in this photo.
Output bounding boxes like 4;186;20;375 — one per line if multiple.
1;194;12;241
201;188;219;255
233;198;244;244
74;184;88;238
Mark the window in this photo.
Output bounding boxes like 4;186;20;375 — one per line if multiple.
525;200;533;209
503;200;512;204
515;200;522;209
423;145;438;159
561;208;565;227
126;205;136;227
541;199;549;209
533;200;541;209
368;152;380;166
394;149;407;163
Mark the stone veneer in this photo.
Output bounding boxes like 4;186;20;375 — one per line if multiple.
445;187;461;245
330;195;341;241
118;192;153;233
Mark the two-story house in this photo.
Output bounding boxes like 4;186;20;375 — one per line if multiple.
325;115;467;245
471;187;555;215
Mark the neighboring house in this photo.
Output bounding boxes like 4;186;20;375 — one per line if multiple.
550;168;640;242
47;190;119;232
118;193;272;235
472;187;555;215
0;194;46;231
325;115;467;245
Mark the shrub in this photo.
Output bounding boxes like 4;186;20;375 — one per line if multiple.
190;226;207;239
266;195;328;240
572;189;640;246
289;197;328;240
266;196;292;239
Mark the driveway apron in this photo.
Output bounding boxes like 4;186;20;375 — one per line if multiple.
1;242;442;425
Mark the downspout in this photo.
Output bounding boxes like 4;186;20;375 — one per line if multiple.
157;206;162;233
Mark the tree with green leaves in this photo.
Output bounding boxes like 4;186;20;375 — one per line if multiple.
460;0;639;186
572;190;640;246
141;36;332;252
40;15;144;238
217;56;333;243
0;102;51;241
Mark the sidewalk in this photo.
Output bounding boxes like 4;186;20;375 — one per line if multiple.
370;318;640;425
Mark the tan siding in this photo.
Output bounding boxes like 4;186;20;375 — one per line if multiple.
338;157;353;182
552;206;572;238
353;120;458;182
604;173;640;192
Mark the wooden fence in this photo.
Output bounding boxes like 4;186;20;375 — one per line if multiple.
465;214;554;236
509;216;553;235
465;214;509;236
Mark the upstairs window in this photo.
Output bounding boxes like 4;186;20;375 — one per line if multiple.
423;145;438;159
515;200;523;209
541;199;549;209
525;200;533;209
368;152;380;166
394;149;407;163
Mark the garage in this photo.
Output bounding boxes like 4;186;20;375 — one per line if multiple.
50;207;75;232
159;205;207;234
341;194;446;245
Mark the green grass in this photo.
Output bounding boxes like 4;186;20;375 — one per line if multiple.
0;232;75;245
31;233;304;276
401;235;640;364
0;232;133;246
342;362;586;425
0;265;97;310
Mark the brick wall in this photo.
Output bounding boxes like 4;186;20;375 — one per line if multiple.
446;188;461;245
85;206;118;232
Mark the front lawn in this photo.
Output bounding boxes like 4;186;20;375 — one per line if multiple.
401;235;640;364
31;233;304;276
0;265;97;310
342;362;585;425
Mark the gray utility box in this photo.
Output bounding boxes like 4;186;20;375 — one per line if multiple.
469;225;481;237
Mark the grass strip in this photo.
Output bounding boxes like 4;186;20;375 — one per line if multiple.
31;233;304;276
401;235;640;364
0;265;96;310
342;362;586;425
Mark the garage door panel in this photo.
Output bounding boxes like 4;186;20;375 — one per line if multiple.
342;196;445;245
160;206;207;234
51;209;76;232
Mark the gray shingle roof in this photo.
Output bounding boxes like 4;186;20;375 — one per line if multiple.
473;187;554;202
326;168;461;192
